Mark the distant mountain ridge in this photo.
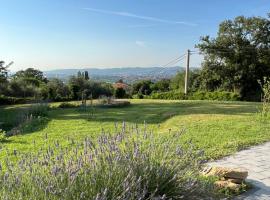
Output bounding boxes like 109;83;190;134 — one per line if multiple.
44;66;184;83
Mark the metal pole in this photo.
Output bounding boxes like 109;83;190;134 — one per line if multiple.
184;49;190;95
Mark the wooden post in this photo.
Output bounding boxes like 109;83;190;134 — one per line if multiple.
184;49;190;95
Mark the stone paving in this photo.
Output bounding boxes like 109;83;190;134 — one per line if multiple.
208;142;270;200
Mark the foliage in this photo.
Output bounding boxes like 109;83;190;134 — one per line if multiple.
69;76;114;100
114;87;126;98
0;61;8;83
150;91;187;100
132;80;153;95
258;78;270;120
58;102;79;109
0;125;217;200
0;95;29;105
47;78;71;101
148;91;240;101
4;103;50;136
151;79;171;92
170;70;201;92
26;103;49;118
190;91;240;101
13;68;47;86
132;93;144;99
0;129;7;142
197;14;270;101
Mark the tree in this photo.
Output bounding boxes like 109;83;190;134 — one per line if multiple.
47;78;70;100
13;68;47;86
84;71;89;80
0;61;9;95
114;88;126;98
197;14;270;100
0;61;8;83
170;70;201;92
77;71;82;78
132;80;153;95
68;76;87;100
151;79;170;92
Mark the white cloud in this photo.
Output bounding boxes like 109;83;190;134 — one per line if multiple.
135;40;146;47
83;8;197;26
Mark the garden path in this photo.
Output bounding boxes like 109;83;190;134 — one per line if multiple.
209;142;270;200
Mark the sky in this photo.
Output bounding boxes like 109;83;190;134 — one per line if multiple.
0;0;269;71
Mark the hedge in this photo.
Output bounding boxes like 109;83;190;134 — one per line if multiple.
148;91;240;101
0;95;29;105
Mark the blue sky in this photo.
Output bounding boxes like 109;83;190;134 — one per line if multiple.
0;0;269;71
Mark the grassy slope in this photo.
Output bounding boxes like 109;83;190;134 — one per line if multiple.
0;99;269;160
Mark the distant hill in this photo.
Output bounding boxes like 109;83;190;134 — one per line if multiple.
44;66;184;83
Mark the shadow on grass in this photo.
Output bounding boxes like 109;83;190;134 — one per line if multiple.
1;101;261;135
51;101;260;124
19;117;51;135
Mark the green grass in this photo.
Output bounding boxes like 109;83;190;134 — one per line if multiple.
0;99;269;161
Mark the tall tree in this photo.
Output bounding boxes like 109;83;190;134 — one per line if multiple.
0;61;8;83
84;71;89;80
197;14;270;100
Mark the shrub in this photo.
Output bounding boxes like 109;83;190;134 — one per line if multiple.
114;88;126;98
190;91;240;101
0;129;7;142
5;103;50;136
132;93;144;99
98;100;131;108
0;124;217;199
148;91;240;101
58;102;79;109
258;78;270;121
0;95;28;105
26;103;49;117
150;91;187;100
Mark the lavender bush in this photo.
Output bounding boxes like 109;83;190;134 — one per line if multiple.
0;123;217;200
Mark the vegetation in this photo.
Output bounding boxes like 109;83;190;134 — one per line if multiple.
0;100;267;161
196;14;270;101
0;125;219;199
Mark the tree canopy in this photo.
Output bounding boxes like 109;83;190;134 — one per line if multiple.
197;14;270;100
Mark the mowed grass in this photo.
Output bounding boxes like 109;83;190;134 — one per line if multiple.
0;99;269;161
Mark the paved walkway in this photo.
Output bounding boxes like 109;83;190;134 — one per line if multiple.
208;142;270;200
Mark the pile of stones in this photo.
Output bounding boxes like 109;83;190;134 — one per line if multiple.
203;166;248;192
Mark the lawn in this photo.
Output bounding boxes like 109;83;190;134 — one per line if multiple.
0;99;269;161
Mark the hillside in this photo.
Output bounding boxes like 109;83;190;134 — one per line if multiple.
44;66;184;83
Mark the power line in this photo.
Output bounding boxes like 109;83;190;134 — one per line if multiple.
156;56;186;75
161;53;186;68
142;54;187;78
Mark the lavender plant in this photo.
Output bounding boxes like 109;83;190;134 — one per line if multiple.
0;123;217;200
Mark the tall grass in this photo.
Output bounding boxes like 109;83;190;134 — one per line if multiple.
0;123;217;199
6;103;49;136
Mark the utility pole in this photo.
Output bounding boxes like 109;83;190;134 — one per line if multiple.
184;49;190;95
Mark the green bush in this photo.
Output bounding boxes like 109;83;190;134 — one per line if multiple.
0;129;7;142
190;91;240;101
58;102;79;109
150;91;187;100
5;103;50;136
148;91;240;101
0;95;28;105
132;93;144;99
26;103;49;117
